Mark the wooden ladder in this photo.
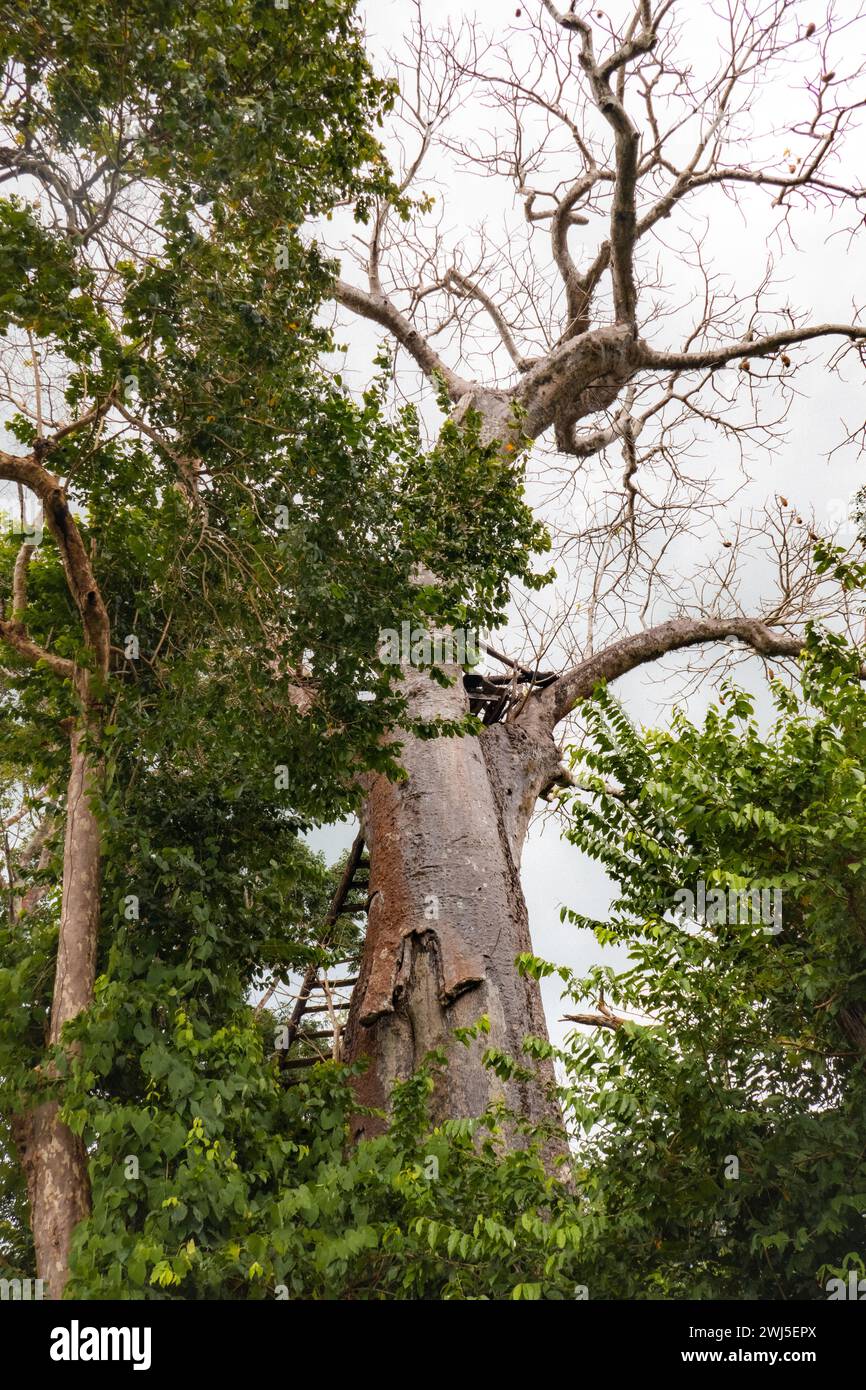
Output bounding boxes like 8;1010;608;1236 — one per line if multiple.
277;830;369;1072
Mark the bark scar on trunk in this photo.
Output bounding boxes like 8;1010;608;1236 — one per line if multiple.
359;908;486;1025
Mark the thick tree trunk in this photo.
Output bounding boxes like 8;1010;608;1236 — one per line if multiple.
13;728;102;1298
344;661;564;1146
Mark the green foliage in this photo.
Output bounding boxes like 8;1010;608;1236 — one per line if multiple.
554;630;866;1299
398;406;553;626
0;1115;33;1280
0;0;396;225
67;1053;589;1301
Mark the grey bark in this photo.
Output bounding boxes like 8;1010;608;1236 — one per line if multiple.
344;658;565;1146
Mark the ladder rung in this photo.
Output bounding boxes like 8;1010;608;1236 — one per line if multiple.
296;961;353;987
302;1001;350;1014
312;976;358;989
297;1028;335;1041
281;1056;322;1069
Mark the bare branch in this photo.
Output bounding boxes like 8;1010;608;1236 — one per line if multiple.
562;1009;623;1032
333;278;474;398
532;614;806;729
640;322;866;372
443;268;538;371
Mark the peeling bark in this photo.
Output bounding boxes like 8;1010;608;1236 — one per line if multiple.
10;1101;90;1302
344;661;564;1146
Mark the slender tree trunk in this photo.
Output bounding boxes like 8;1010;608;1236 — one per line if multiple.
12;727;102;1298
10;1101;90;1301
344;661;564;1145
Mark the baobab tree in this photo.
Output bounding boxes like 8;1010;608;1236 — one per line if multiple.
332;0;866;1135
3;0;866;1301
